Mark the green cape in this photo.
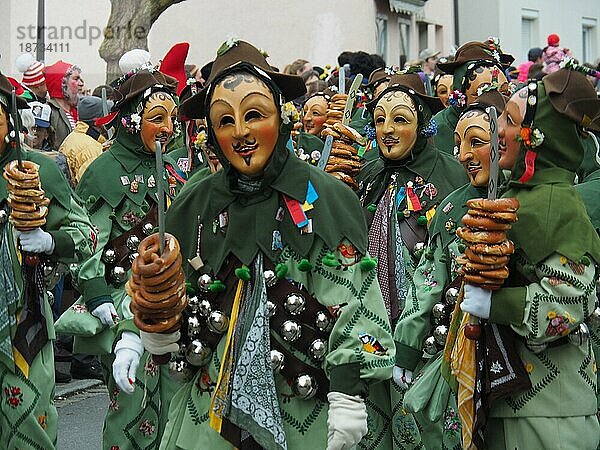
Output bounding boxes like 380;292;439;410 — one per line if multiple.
576;169;600;233
296;132;324;155
432;106;460;155
505;82;600;265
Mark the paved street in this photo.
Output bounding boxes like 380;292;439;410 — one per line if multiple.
56;382;108;450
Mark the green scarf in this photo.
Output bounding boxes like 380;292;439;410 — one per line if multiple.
576;169;600;233
505;82;600;265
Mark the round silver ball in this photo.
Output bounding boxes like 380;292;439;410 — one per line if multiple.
309;339;328;361
142;223;155;236
111;266;127;284
424;336;438;356
46;290;55;306
42;261;56;277
432;303;446;324
126;235;140;252
264;270;277;287
281;320;301;342
569;323;590;346
0;210;8;225
128;252;139;263
197;274;213;292
291;374;318;399
102;248;116;264
315;311;332;332
168;359;194;382
270;349;285;372
445;287;459;305
187;315;201;337
284;293;306;316
198;298;212;317
433;325;448;346
207;311;229;334
185;339;212;366
414;242;426;252
266;300;277;318
187;295;200;314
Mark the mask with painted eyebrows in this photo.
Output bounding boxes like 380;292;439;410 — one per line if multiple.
141;91;178;153
455;109;491;187
373;90;418;160
209;72;280;177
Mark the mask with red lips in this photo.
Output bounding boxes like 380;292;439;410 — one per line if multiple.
141;91;178;153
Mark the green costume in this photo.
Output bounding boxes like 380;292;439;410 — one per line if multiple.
356;72;468;449
432;106;460;156
0;143;95;449
481;73;600;449
159;43;395;450
59;71;188;450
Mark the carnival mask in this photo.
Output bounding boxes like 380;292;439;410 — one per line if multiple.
0;107;8;155
209;72;279;176
374;90;418;160
141;91;178;153
436;75;453;108
455;110;492;187
465;66;509;105
373;81;390;100
498;87;527;170
302;96;327;136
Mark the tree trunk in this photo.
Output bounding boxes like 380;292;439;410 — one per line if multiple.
99;0;186;83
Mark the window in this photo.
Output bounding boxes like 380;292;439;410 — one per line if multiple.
582;18;597;63
521;9;539;60
418;22;428;53
399;18;411;65
376;15;388;61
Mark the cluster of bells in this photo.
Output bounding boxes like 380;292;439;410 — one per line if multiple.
101;223;154;285
168;270;333;400
424;287;459;356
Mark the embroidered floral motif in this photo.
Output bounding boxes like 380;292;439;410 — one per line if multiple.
394;411;419;445
195;368;216;396
121;113;141;134
71;304;88;313
4;386;22;408
108;397;119;412
38;414;47;430
445;218;456;233
517;126;544;150
443;407;461;436
524;362;534;374
121;211;142;227
421;269;438;292
110;446;120;450
545;311;576;336
448;90;466;108
567;260;585;275
547;277;566;286
145;359;158;377
139;419;156;436
490;360;503;374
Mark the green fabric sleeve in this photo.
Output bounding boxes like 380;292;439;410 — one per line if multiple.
394;341;423;371
87;295;113;312
329;363;368;398
80;277;111;305
117;318;140;338
47;230;74;259
489;287;527;325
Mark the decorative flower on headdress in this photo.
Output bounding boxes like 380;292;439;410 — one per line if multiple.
192;129;208;152
320;65;332;80
476;69;501;97
419;118;438;138
121;112;141;134
280;102;300;125
448;90;466;108
560;57;600;80
113;62;156;89
517;126;544;150
484;37;502;63
364;124;376;141
384;65;401;76
217;33;240;57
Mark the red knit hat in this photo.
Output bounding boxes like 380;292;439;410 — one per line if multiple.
15;53;46;87
547;34;560;47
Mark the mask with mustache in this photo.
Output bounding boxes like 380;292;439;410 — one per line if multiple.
141;91;178;153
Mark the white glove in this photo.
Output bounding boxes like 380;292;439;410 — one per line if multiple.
327;391;368;450
392;366;413;390
460;284;492;319
139;330;180;355
15;228;55;254
112;331;144;394
91;302;119;326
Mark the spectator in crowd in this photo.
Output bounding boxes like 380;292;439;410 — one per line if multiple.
118;48;152;74
15;52;48;102
420;48;440;78
284;58;312;75
44;60;84;149
542;33;571;74
528;62;545;80
27;101;55;151
517;47;543;82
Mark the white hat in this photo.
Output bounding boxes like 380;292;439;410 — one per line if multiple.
15;52;46;87
419;48;440;61
29;101;51;127
118;49;152;74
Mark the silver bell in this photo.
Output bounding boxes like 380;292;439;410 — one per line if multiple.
264;270;277;287
185;339;212;366
187;295;200;314
424;336;438;356
111;266;127;284
197;274;213;292
129;252;139;263
433;325;448;346
102;248;116;264
445;287;459;305
315;311;333;332
126;235;140;252
270;349;285;372
281;320;301;342
46;290;55;306
309;339;328;361
432;303;446;324
142;223;155;236
568;322;590;346
207;310;229;333
414;242;426;253
198;298;212;317
42;261;56;277
187;316;201;337
284;293;306;315
266;300;277;318
588;307;600;328
291;374;318;399
0;210;8;225
168;359;194;382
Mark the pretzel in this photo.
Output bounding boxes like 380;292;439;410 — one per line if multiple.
136;234;180;277
468;240;515;256
461;214;512;231
3;160;39;181
464;248;509;266
466;209;518;223
332;122;367;146
456;227;507;244
467;198;519;213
